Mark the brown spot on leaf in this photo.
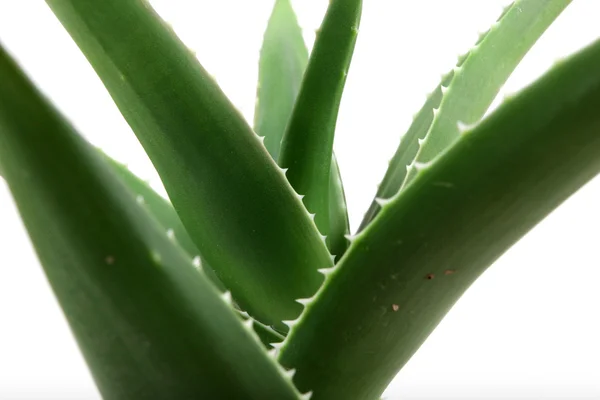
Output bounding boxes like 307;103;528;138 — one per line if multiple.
444;269;456;275
392;304;399;312
105;256;115;265
426;273;435;280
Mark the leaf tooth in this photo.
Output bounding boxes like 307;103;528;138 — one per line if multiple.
295;297;314;307
440;85;449;95
452;65;463;76
374;197;393;207
308;212;316;221
242;318;254;330
457;120;478;135
296;193;305;200
284;368;297;379
317;265;337;277
267;347;278;358
221;290;233;305
432;107;440;118
417;137;426;147
280;167;289;175
237;310;250;318
344;233;359;244
282;318;300;330
300;391;313;400
329;254;336;263
192;255;202;269
414;161;434;171
257;135;266;144
319;234;327;244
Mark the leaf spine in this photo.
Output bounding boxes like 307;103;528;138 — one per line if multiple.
192;256;202;268
374;197;392;207
317;266;336;277
284;368;297;379
296;297;313;306
221;291;233;304
414;161;433;171
300;391;313;400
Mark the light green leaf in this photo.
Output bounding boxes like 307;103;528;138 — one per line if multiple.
0;45;303;400
254;0;308;161
256;0;351;260
360;0;571;230
46;0;333;328
280;38;600;400
278;0;362;238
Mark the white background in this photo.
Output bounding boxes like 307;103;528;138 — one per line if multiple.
1;0;600;398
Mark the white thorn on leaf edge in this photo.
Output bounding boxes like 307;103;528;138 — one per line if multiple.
414;161;433;171
440;85;449;95
280;167;289;175
329;254;336;263
221;291;233;304
417;137;426;146
319;234;327;244
270;342;284;350
296;297;313;306
453;65;463;75
308;213;316;221
282;319;298;329
344;234;355;243
267;347;278;357
242;318;254;329
238;310;249;318
457;120;477;134
257;135;265;143
374;197;393;207
432;107;440;118
296;193;305;200
317;266;336;276
284;368;296;379
300;391;313;400
192;256;202;269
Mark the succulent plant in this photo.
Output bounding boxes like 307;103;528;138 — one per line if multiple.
2;0;600;398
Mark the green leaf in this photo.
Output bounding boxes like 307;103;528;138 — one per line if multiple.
45;0;333;328
256;0;351;260
327;155;350;260
360;0;571;230
358;72;452;232
254;0;308;161
279;38;600;400
102;154;227;292
278;0;362;238
0;45;303;400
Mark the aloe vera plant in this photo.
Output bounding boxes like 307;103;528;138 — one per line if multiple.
2;0;600;398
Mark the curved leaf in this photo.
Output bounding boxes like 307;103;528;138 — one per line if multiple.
278;0;362;238
0;45;303;400
45;0;333;328
280;38;600;400
360;0;571;230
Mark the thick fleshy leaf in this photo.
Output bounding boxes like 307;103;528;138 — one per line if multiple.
255;0;351;260
280;38;600;399
46;0;333;328
360;0;571;231
0;45;302;400
102;154;226;292
254;0;308;161
278;0;362;238
327;155;350;260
